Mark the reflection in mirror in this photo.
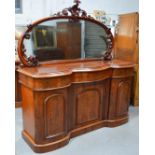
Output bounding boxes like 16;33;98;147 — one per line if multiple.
23;19;109;62
84;21;107;58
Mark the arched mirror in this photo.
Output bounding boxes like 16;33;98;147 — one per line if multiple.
18;1;114;66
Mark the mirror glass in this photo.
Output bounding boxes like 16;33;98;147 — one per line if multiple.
23;18;109;61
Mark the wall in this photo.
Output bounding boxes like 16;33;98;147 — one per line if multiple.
53;0;139;15
15;0;139;25
16;0;46;25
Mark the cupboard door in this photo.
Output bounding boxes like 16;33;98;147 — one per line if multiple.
76;88;101;125
43;94;66;139
109;78;132;119
34;89;69;143
70;80;110;128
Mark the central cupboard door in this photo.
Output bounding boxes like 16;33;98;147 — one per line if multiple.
69;79;110;129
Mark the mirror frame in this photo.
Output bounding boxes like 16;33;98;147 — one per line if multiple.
18;0;114;67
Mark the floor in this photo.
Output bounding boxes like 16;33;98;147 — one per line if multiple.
15;106;139;155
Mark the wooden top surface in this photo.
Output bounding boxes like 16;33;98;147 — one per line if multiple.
17;59;134;78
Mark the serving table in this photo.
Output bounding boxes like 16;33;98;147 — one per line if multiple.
18;59;134;153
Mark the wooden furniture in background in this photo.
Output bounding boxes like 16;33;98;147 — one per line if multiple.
114;12;139;106
15;61;22;108
18;59;134;153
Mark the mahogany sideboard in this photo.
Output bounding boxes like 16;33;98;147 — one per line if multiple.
18;59;134;153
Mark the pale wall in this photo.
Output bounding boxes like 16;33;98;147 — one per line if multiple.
16;0;139;25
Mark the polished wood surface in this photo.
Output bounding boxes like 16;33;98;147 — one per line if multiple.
114;12;139;106
18;59;134;78
18;59;134;152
